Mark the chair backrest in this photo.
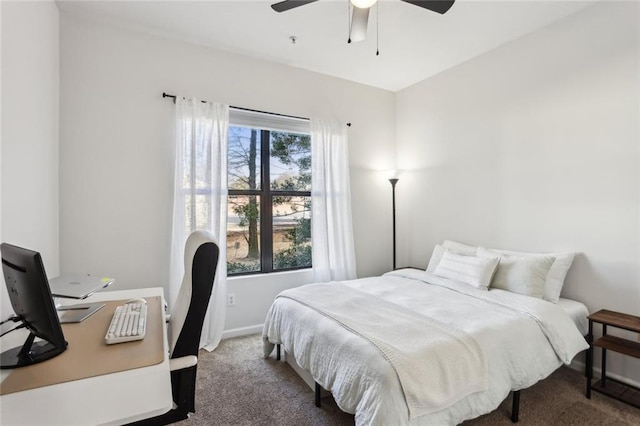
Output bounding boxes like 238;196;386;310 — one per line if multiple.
168;230;220;359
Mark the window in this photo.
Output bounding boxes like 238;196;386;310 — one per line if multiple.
227;109;311;275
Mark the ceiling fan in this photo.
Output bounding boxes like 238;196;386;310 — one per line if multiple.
271;1;455;43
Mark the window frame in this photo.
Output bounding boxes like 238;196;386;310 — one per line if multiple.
227;125;312;276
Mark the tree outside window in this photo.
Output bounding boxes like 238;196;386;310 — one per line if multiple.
227;125;311;275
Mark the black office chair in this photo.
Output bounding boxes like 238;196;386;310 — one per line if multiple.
129;231;220;425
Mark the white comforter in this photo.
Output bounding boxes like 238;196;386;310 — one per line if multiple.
277;282;488;419
262;270;589;425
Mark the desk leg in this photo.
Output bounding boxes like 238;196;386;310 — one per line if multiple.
276;344;281;361
586;322;593;399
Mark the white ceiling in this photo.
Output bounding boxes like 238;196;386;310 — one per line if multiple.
56;0;596;92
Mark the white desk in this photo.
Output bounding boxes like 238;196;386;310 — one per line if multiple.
0;288;173;425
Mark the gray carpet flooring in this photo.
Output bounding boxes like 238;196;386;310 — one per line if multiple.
181;334;640;425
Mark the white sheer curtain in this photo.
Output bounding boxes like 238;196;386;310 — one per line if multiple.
169;97;229;351
311;118;357;282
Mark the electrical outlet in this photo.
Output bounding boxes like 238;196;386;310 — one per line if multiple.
227;294;236;306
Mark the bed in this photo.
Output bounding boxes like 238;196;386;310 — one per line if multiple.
262;243;589;425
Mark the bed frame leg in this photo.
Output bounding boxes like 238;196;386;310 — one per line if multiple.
315;382;321;407
511;390;520;423
276;344;281;361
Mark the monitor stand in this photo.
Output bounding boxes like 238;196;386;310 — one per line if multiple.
0;333;67;369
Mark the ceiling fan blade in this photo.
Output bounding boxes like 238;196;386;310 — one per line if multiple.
349;6;370;43
271;0;318;13
401;0;455;15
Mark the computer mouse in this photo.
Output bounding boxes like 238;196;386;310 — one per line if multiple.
125;298;147;305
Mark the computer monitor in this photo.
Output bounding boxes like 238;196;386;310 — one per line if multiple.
1;243;68;369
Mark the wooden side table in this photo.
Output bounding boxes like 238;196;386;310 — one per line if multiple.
586;309;640;408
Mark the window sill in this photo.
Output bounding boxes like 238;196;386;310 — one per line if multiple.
228;268;313;282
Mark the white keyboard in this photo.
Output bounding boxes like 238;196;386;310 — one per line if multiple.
105;302;147;344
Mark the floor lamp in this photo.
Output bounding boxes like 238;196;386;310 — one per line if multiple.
389;178;399;270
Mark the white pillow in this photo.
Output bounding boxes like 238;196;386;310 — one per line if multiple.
477;248;554;299
427;242;477;272
425;240;478;272
442;240;477;256
490;248;575;303
434;249;499;290
426;244;446;272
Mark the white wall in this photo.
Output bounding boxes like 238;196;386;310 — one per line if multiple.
396;1;640;383
59;15;396;332
0;0;59;321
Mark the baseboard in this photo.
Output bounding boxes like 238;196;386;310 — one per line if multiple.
221;324;263;340
569;359;640;389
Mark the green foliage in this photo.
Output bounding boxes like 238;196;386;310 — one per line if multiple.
287;218;311;245
227;260;260;274
232;199;258;228
274;244;312;270
270;133;312;270
270;133;311;165
270;132;311;191
273;218;312;270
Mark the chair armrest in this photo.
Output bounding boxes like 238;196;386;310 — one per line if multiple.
169;355;197;372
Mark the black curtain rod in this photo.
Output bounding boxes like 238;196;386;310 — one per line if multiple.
162;92;351;127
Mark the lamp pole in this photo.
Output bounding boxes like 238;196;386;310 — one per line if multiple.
389;178;399;270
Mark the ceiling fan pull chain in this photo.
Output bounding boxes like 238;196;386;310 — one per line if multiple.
376;1;379;55
347;0;352;43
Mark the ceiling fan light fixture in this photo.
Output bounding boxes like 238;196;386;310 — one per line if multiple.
350;0;377;9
